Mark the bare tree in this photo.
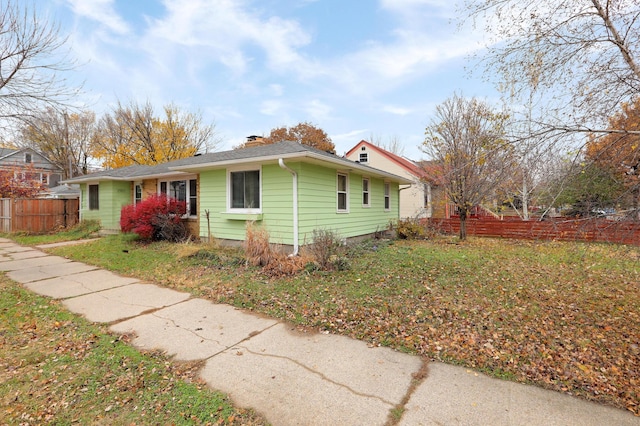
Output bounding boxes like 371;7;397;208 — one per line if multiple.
423;94;512;240
464;0;640;135
19;108;96;179
0;1;77;125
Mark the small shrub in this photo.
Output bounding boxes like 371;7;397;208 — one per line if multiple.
329;255;351;271
120;194;188;242
396;218;429;240
306;228;344;270
304;261;320;273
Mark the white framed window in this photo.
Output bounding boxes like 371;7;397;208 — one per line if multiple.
189;179;197;216
359;153;368;163
134;183;142;205
228;168;261;212
24;152;32;163
384;182;391;211
158;176;198;217
337;172;348;212
362;178;370;207
88;184;99;210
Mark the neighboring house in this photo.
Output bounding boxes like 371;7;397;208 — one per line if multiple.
63;141;412;251
345;140;445;219
40;184;81;199
0;147;63;188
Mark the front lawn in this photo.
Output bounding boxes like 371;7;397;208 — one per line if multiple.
0;274;265;425
46;235;640;415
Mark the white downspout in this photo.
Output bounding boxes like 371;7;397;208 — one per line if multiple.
278;158;299;255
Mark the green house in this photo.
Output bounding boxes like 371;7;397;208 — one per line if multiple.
64;141;412;251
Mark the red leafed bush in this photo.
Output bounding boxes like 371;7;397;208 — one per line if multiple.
120;194;188;241
0;168;46;198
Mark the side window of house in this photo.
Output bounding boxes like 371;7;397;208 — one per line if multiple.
25;153;32;163
230;170;260;210
134;184;142;205
359;153;368;163
384;182;390;211
337;173;348;212
89;184;99;210
362;178;370;207
189;179;197;216
423;183;430;207
49;173;61;187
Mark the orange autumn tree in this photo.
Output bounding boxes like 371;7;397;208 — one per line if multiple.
239;122;335;153
93;101;218;169
586;97;640;217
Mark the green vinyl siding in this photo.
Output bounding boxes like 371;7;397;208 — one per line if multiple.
198;164;296;244
297;163;398;243
80;181;131;231
198;168;233;240
200;161;399;246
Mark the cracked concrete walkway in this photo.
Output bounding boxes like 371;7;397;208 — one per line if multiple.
2;238;638;425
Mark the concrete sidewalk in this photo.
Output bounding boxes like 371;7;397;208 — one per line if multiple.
2;238;638;425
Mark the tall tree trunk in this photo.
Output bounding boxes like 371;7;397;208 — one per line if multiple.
459;209;467;240
522;179;529;221
634;185;640;221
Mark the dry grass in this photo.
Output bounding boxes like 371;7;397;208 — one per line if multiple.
47;235;640;415
243;222;313;276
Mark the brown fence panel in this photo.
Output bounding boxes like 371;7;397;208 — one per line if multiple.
0;199;11;233
426;217;640;246
1;198;79;234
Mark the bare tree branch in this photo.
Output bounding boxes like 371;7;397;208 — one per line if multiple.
0;1;79;127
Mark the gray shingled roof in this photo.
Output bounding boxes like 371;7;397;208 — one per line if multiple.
0;148;18;159
63;141;412;184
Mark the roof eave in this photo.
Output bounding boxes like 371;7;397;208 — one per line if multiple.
61;170;191;184
170;151;413;184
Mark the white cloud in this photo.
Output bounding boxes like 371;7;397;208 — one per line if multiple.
304;100;332;123
142;0;313;76
329;29;477;97
382;105;413;115
332;129;369;140
269;84;284;96
260;100;286;116
379;0;453;11
64;0;130;34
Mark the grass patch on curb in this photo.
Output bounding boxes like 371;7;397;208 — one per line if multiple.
45;235;640;415
1;220;102;246
0;274;266;425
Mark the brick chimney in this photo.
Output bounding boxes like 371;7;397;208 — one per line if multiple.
244;135;266;148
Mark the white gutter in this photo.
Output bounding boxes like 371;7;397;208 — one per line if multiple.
278;158;299;256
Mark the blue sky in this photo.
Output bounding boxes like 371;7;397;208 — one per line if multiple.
35;0;498;160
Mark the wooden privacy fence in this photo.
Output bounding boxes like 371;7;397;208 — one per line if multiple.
426;217;640;246
0;198;79;234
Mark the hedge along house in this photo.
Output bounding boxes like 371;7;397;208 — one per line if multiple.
64;141;412;252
